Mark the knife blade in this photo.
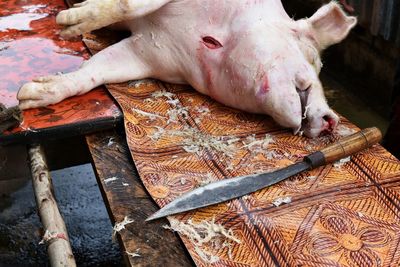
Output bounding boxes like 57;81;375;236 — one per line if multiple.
146;127;382;221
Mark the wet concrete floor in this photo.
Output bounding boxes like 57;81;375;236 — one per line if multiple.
0;71;391;266
0;164;123;267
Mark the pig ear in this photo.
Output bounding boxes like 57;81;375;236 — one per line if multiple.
307;2;357;50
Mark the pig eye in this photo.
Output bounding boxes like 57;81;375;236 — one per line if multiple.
202;36;223;49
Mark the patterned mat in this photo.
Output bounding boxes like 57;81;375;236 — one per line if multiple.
83;30;400;267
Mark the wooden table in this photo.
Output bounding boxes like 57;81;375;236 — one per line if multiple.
86;130;193;266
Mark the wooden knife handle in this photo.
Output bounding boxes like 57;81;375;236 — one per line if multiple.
304;127;382;168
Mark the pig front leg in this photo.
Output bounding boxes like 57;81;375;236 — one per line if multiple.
56;0;173;38
18;37;151;110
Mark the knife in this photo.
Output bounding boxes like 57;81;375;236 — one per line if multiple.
146;127;382;221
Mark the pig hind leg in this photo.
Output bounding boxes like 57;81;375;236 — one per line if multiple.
18;38;151;110
57;0;173;38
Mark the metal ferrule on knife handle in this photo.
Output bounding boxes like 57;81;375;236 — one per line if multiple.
304;127;382;168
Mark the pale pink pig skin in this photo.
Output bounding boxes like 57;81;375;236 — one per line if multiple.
17;0;357;137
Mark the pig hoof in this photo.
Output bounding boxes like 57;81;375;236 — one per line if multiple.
56;0;121;38
17;75;73;110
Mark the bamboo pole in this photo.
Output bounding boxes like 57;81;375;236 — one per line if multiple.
28;144;76;267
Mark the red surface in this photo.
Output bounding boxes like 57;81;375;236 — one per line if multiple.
0;0;120;136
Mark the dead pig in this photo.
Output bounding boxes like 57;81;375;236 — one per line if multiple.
17;0;356;137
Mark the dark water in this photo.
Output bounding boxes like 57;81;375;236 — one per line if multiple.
0;164;123;267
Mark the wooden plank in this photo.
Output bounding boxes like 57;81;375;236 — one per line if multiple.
86;130;193;267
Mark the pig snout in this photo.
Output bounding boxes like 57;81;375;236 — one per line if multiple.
302;107;339;137
299;82;339;138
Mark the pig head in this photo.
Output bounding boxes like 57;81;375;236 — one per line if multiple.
196;2;357;137
17;0;356;138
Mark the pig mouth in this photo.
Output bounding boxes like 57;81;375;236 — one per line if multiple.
297;87;310;134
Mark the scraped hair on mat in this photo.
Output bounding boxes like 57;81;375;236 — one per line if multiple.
164;217;241;263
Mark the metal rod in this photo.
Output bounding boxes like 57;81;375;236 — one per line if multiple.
28;144;76;267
